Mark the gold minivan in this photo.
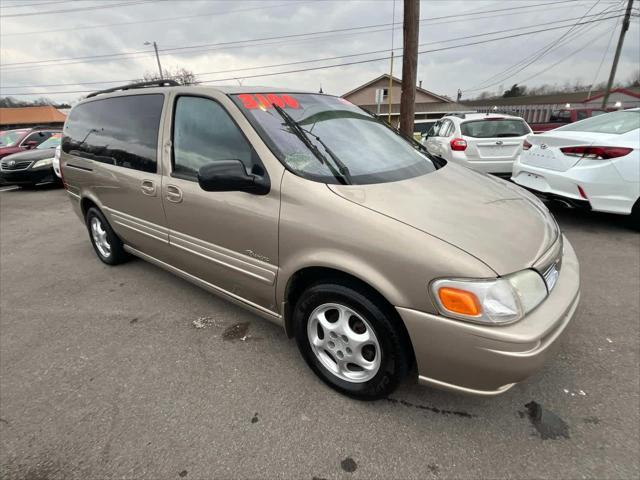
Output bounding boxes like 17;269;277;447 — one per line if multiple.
61;81;580;400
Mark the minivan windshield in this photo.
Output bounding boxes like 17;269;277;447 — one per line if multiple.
556;109;640;134
232;93;437;184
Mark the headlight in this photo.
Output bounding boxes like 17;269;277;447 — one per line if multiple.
431;269;548;325
32;158;53;168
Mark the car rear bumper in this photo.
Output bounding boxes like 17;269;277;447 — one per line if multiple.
397;235;580;396
0;167;57;186
512;158;639;215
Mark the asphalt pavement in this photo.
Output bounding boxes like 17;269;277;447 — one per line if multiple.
1;186;638;479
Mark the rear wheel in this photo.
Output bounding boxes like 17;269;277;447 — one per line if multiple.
85;207;128;265
630;199;640;231
293;282;410;400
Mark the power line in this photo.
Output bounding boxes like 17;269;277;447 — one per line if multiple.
2;14;625;96
0;0;71;8
0;0;580;37
589;16;621;96
0;0;156;18
464;0;619;92
0;1;616;71
0;1;310;37
1;11;623;90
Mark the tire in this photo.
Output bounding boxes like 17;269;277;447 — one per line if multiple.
629;199;640;232
293;281;410;400
85;207;129;265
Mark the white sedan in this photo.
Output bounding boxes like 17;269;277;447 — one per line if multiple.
512;109;639;227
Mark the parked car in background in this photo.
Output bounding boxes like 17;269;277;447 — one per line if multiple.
423;113;532;177
0;127;60;159
413;119;436;142
513;109;639;228
0;132;62;188
529;108;609;133
60;82;579;399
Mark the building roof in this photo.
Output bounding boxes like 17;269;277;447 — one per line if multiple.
462;87;640;107
359;101;473;115
0;105;67;126
342;74;452;103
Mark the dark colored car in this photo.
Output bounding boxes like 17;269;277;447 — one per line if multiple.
0;133;62;187
0;127;60;160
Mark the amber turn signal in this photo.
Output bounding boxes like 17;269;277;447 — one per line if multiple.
438;287;482;316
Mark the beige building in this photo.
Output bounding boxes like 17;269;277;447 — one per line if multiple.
341;74;473;127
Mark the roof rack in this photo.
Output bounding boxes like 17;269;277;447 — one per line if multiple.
86;79;180;98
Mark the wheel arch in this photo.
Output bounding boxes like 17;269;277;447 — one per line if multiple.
281;265;416;367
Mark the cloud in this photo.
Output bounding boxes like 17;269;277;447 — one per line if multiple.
0;0;638;102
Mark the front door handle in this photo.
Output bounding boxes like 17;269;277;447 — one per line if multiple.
166;184;183;203
141;179;156;196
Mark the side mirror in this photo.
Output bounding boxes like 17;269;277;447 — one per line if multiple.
23;140;39;149
197;160;269;195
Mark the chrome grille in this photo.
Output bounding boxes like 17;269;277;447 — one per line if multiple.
0;160;32;171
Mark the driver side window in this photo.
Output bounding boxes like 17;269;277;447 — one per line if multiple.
172;96;260;180
22;131;51;147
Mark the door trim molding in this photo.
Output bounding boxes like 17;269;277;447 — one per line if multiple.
104;206;169;243
170;229;277;286
124;245;282;325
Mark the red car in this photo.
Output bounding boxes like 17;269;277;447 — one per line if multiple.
0;127;61;159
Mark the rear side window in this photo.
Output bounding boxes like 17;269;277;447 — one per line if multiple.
172;96;259;179
550;110;571;123
460;119;530;138
62;94;164;173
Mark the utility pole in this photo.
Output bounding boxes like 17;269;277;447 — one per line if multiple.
399;0;419;137
145;41;164;79
601;0;633;108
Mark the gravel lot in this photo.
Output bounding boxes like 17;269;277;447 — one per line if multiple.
1;186;638;480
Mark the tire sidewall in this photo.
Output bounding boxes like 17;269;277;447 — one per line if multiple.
293;283;405;399
85;207;121;265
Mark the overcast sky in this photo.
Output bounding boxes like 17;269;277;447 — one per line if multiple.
0;0;638;104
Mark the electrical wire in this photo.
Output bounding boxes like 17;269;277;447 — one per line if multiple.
464;0;613;92
2;14;624;96
1;4;624;72
0;0;156;18
1;11;624;90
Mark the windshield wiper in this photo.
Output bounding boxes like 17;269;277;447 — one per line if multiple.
272;104;351;185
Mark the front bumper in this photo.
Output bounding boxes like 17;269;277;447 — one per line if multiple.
0;167;57;186
398;235;580;396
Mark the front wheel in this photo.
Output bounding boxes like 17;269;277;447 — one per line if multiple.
293;282;410;400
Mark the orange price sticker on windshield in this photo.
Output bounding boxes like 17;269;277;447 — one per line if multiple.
238;93;300;110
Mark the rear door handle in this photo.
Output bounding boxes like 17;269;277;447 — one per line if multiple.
166;184;183;203
141;179;156;196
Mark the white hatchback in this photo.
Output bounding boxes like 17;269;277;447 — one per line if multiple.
512;109;639;226
423;113;532;176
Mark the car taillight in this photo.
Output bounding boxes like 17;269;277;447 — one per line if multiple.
523;140;532;150
560;146;633;159
450;138;467;151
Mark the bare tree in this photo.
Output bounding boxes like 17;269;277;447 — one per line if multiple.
139;66;198;85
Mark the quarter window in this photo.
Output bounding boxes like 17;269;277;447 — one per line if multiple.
172;96;259;179
62;94;164;173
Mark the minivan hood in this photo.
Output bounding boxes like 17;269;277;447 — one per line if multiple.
328;163;558;275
